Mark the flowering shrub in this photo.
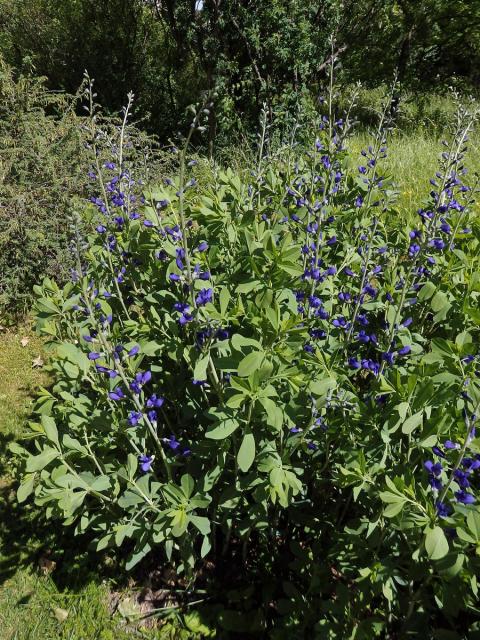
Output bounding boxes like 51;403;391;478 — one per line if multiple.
13;89;480;634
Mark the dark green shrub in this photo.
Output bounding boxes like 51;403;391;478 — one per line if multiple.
0;60;86;316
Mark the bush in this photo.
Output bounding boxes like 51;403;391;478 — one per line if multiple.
13;92;480;636
0;60;87;316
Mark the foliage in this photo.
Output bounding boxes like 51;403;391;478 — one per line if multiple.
1;0;479;144
0;61;170;317
12;78;480;636
0;60;87;316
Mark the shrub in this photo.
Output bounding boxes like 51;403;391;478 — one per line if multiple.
0;60;88;316
13;88;480;636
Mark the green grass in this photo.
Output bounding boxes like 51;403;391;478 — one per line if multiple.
349;129;480;222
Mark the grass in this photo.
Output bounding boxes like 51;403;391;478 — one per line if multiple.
350;129;480;222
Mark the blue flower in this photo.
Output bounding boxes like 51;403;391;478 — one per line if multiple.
108;387;125;401
88;352;101;360
128;411;142;427
397;345;411;356
424;460;442;476
454;469;471;488
139;454;153;473
444;440;460;450
196;288;213;306
430;238;446;251
136;370;152;386
128;345;140;357
146;394;164;409
436;501;451;518
164;435;180;451
333;316;347;328
363;284;377;298
408;243;421;257
455;490;475;504
348;357;361;369
382;351;395;366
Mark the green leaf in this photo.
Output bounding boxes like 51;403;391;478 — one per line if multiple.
26;448;59;472
402;411;423;435
125;543;151;570
258;397;283;430
190;515;211;535
200;535;211;558
219;287;231;316
379;491;406;504
431;290;450;315
237;433;255;472
171;509;189;537
425;526;449;560
310;377;336;397
17;474;35;503
225;393;248;409
456;527;476;543
467;511;480;541
181;474;195;499
418;281;436;301
193;354;210;381
205;418;240;440
126;453;138;479
383;501;405;518
63;435;88;455
140;341;160;356
231;334;261;350
41;416;59;447
238;351;264;377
